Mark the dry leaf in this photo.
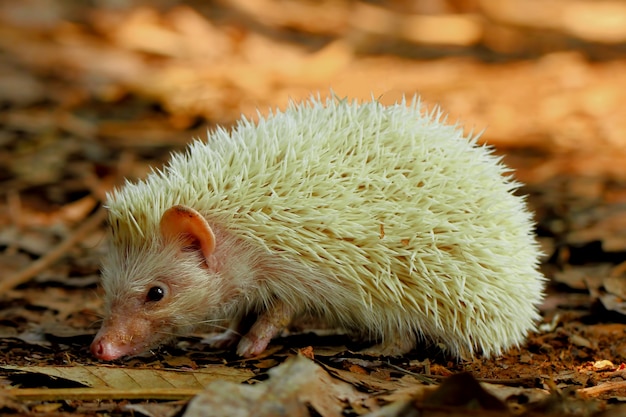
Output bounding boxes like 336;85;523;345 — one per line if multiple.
1;364;253;389
184;355;375;417
424;373;508;411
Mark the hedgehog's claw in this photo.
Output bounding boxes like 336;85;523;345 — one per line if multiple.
236;334;269;357
236;300;294;357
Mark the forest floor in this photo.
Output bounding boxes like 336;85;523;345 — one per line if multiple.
2;1;626;416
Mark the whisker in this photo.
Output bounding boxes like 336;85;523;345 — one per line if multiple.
154;328;183;338
89;318;104;329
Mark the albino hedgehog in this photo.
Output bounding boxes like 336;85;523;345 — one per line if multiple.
91;95;545;361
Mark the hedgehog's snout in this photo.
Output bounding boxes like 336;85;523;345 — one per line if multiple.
91;311;156;361
91;336;125;361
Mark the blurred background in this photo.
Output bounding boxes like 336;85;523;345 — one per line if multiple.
2;0;626;242
1;0;626;372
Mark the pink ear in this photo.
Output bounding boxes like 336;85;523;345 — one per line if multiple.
160;205;216;259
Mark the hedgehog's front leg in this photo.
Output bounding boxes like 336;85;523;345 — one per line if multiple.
236;300;294;357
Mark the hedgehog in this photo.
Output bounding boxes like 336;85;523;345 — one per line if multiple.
90;94;545;361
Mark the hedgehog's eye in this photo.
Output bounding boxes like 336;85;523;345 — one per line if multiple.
146;286;165;302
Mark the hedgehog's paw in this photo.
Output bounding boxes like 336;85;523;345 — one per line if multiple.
236;301;294;358
236;333;272;358
359;336;416;357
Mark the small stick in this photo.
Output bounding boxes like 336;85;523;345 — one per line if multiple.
0;150;134;294
385;362;539;387
0;206;107;294
578;381;626;398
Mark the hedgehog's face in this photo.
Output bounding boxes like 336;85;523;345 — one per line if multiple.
91;205;227;361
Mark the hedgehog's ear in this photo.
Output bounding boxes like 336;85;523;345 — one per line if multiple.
160;205;216;259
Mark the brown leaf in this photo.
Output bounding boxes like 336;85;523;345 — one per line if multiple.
423;373;508;411
2;364;253;390
184;355;375;417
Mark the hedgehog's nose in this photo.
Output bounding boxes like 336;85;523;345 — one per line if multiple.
90;333;127;361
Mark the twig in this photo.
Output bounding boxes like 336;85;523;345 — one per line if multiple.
0;206;107;294
385;361;439;384
385;361;539;387
578;381;626;398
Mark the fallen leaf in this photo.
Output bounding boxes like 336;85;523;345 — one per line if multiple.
424;373;508;411
593;360;615;371
1;364;253;389
184;355;375;417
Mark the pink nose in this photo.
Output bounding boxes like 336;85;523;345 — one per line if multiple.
90;338;125;361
